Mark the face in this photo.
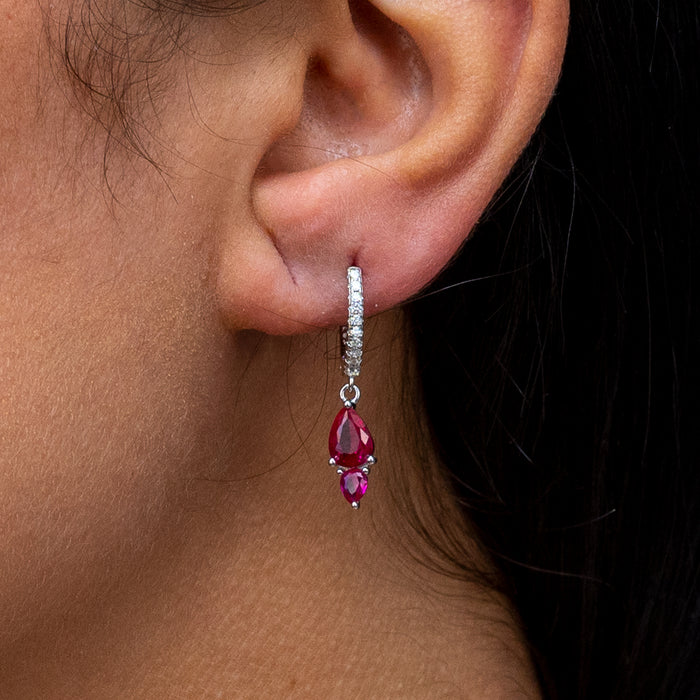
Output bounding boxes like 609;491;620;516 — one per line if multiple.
0;0;311;647
0;0;569;679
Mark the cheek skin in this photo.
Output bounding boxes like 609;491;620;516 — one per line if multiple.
0;0;322;653
0;4;260;651
0;205;234;645
0;0;316;654
0;0;340;672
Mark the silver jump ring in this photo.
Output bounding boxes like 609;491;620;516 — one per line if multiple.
340;382;361;405
343;266;363;379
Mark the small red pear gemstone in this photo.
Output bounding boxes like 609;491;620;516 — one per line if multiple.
329;407;374;467
340;468;368;504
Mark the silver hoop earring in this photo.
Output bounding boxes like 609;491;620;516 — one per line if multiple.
328;266;376;509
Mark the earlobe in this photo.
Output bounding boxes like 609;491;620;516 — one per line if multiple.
216;0;568;335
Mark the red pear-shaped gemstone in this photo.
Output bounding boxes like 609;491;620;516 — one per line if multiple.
340;468;368;504
329;407;374;467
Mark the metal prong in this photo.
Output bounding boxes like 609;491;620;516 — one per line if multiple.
351;501;360;510
329;458;336;467
366;455;376;465
336;467;344;475
361;466;370;476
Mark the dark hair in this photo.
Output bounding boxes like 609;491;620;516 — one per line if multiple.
408;1;700;697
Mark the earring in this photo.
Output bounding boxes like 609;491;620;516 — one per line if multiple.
328;266;376;509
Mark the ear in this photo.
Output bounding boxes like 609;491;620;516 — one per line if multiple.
216;0;569;334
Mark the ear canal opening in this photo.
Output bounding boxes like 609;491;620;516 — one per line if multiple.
255;0;432;176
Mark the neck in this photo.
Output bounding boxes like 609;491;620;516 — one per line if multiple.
3;310;539;698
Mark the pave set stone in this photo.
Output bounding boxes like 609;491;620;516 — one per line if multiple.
343;269;364;379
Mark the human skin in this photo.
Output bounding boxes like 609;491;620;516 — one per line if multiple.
0;0;566;696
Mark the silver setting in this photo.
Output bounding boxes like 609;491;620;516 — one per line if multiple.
342;266;364;380
329;266;376;511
